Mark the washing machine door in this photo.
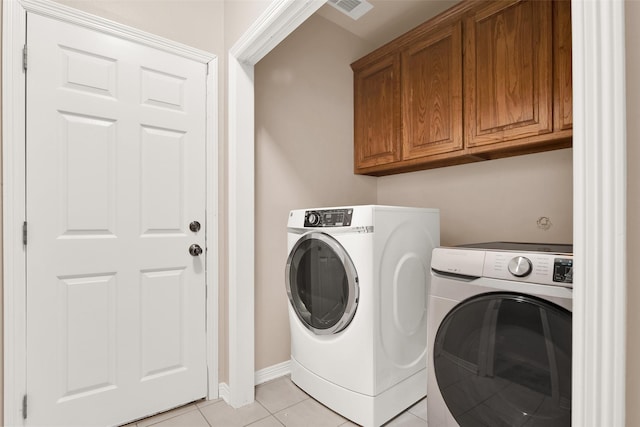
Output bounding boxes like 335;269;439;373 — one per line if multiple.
285;232;359;335
433;292;571;427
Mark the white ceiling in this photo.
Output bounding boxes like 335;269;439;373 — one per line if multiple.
316;0;461;49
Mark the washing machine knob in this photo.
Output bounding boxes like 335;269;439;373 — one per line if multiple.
508;256;533;277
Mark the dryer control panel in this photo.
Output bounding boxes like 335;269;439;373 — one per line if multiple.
304;209;353;227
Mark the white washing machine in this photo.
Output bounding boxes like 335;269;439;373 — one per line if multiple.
286;205;440;426
427;242;573;427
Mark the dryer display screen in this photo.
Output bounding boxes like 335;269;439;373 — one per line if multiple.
553;258;573;284
304;209;353;227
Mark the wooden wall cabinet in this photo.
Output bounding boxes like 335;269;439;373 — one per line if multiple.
554;0;573;132
351;0;572;176
465;0;552;149
401;21;463;160
352;53;401;170
353;18;466;175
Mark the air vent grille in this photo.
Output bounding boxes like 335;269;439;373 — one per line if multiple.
327;0;373;20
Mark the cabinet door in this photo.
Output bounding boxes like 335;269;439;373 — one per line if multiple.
464;0;553;148
401;21;463;159
554;0;572;131
353;53;401;171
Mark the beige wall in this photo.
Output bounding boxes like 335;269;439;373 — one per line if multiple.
627;1;640;425
254;14;377;370
56;0;224;53
224;0;272;51
377;149;573;246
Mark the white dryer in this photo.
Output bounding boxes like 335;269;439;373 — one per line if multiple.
427;242;573;427
286;205;440;426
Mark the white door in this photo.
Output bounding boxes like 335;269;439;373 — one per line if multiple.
25;13;207;426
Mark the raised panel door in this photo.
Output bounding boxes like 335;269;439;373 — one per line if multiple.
401;21;463;159
464;0;553;148
353;53;401;172
25;12;207;426
554;0;573;131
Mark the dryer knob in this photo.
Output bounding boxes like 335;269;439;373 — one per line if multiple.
307;212;321;226
508;256;533;277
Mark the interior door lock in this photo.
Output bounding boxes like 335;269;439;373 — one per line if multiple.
189;244;203;256
189;221;201;232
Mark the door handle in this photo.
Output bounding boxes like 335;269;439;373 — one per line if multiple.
189;244;203;256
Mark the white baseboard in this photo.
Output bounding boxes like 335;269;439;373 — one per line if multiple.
255;360;291;385
217;360;291;405
218;382;230;402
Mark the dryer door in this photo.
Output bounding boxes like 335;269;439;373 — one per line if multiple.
285;232;359;335
433;292;571;427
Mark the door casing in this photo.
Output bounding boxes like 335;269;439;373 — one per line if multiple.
2;1;219;425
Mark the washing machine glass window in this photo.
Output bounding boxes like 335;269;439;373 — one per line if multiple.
434;292;572;427
285;232;359;335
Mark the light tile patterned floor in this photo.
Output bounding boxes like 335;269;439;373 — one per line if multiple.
122;375;428;427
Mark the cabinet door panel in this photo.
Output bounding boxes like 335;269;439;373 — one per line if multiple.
465;0;553;147
353;54;401;171
554;0;572;131
402;21;463;159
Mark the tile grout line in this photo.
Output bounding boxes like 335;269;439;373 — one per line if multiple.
266;396;313;417
253;399;272;426
261;398;288;426
195;404;213;427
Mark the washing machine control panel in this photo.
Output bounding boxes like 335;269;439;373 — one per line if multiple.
304;208;353;227
504;256;573;284
553;258;573;284
483;251;573;287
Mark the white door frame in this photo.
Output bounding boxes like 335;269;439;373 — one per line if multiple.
227;0;629;424
571;1;627;425
2;1;219;425
225;0;325;407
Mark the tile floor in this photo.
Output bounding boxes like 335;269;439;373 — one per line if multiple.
122;375;428;427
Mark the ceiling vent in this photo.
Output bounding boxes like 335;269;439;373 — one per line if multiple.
327;0;374;20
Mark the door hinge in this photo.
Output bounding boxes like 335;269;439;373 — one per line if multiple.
22;394;27;419
23;221;27;246
22;45;27;71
